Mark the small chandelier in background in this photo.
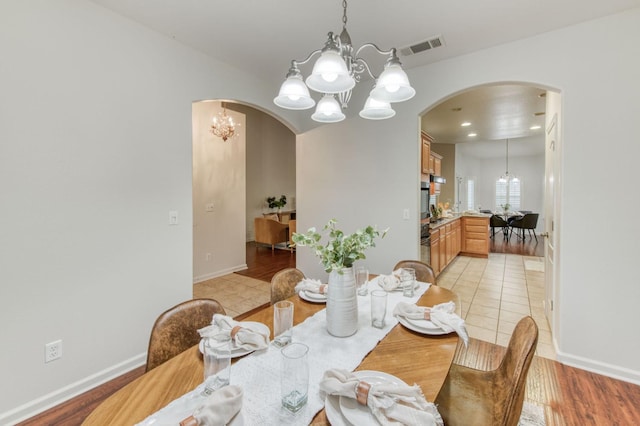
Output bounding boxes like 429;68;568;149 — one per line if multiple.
210;103;239;141
499;138;519;183
274;0;415;123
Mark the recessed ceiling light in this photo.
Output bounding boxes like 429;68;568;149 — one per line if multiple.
461;122;471;127
530;125;541;130
468;133;477;137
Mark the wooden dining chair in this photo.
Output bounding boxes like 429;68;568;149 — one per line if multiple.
434;316;538;426
393;260;437;285
270;268;305;304
145;298;226;372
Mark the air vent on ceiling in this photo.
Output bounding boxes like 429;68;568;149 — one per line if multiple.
400;35;444;57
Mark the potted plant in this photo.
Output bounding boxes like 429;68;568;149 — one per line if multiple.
266;195;287;212
293;219;387;337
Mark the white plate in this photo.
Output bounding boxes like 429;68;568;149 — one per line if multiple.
299;290;327;303
397;315;450;335
338;371;407;425
325;395;352;426
374;276;419;292
198;321;270;358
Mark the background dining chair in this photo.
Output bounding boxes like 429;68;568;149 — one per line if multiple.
509;213;540;242
145;298;226;372
434;316;538;426
489;214;510;240
270;268;305;304
393;260;436;285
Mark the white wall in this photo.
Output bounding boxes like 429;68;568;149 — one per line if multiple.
192;102;247;283
297;8;640;384
0;0;301;422
231;104;296;242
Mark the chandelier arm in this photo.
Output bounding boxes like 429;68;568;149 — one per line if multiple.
354;43;395;58
290;48;324;68
353;57;376;80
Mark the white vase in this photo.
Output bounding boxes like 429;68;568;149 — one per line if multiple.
326;267;358;337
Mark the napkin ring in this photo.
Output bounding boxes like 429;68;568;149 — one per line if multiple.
356;381;371;406
423;311;431;320
230;326;243;339
319;284;327;294
179;415;198;426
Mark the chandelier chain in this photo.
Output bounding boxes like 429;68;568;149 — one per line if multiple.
342;0;348;28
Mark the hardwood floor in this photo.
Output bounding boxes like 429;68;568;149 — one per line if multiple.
235;241;296;281
490;228;544;257
19;242;640;425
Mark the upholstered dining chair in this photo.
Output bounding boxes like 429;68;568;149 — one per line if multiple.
393;260;436;285
145;298;226;372
490;214;510;240
509;213;540;242
270;267;305;305
435;316;539;426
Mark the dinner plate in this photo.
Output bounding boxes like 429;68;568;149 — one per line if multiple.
198;321;270;357
299;290;327;303
397;315;449;335
325;395;352;426
338;371;407;425
374;276;419;292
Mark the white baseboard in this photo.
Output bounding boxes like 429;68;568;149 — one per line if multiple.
193;263;248;284
555;348;640;386
0;353;146;425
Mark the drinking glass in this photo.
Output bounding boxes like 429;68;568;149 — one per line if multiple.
273;300;294;347
281;343;309;412
401;267;416;297
370;290;388;328
355;266;369;296
202;333;231;395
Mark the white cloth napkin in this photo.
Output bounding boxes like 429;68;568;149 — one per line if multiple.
294;278;327;295
376;269;406;291
198;314;269;351
319;369;443;426
180;385;243;426
393;301;469;346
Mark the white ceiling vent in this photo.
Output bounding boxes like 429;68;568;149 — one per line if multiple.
400;35;444;56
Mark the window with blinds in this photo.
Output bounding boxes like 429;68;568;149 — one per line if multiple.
495;178;521;210
467;178;475;211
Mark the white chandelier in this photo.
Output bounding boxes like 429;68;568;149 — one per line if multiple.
273;0;415;123
210;103;239;142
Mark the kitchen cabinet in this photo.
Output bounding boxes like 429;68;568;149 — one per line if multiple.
461;216;490;258
430;152;443;195
421;132;432;176
429;217;462;277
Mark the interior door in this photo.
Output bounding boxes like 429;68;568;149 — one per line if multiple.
544;109;559;329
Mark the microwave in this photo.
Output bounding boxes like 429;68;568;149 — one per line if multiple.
421;181;430;220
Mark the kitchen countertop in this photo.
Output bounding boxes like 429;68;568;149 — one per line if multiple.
427;212;490;230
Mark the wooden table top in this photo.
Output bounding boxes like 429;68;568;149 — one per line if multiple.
83;285;459;425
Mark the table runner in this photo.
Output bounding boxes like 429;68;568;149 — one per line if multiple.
138;283;430;426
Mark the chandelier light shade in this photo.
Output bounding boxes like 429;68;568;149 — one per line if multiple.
210;103;239;141
274;0;415;123
311;94;346;123
359;95;396;120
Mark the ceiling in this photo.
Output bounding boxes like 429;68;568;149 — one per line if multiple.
89;0;638;157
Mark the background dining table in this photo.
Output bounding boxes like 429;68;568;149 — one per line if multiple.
82;284;460;425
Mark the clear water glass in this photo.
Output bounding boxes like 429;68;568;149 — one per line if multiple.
281;342;309;412
355;266;369;296
401;267;416;297
273;300;294;347
202;334;231;395
370;290;388;328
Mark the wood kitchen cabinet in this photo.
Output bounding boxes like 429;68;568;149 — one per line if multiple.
461;216;490;258
421;132;432;178
430;217;462;277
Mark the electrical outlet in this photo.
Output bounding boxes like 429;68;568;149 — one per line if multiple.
45;340;62;363
402;208;410;220
169;210;178;225
206;253;212;262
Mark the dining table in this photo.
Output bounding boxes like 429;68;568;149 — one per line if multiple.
82;284;460;425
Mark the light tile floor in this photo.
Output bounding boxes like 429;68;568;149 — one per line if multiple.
193;253;556;360
437;253;556;360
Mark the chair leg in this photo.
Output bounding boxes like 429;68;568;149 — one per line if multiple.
271;244;275;252
532;229;537;242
